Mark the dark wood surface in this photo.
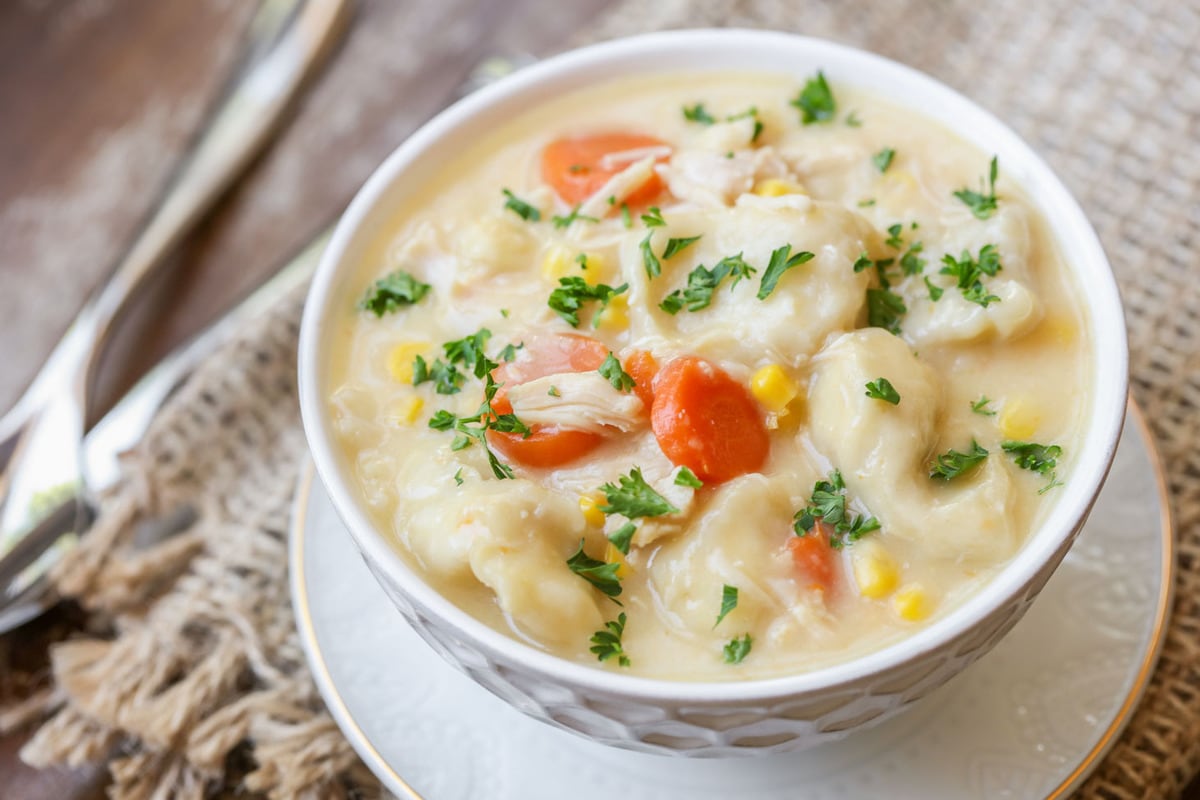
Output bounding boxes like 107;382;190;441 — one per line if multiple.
0;1;1194;798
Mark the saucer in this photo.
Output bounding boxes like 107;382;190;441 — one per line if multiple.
290;403;1172;799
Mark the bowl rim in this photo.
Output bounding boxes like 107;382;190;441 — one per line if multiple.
298;28;1128;703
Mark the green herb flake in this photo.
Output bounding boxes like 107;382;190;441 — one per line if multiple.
501;188;541;221
792;71;836;125
640;232;662;279
674;467;703;489
548;277;629;328
953;156;1000;220
548;385;561;398
620;203;632;229
567;539;623;599
845;111;863;127
1002;441;1064;493
884;223;905;249
426;373;529;480
857;198;876;207
660;253;756;314
590;612;631;666
599;352;636;392
607;521;637;555
970;395;997;416
358;270;432;317
683;103;716;124
865;378;901;405
641;206;666;228
867;288;907;335
853;252;874;273
793;471;881;548
552;205;600;229
929;440;990;481
900;242;926;275
872;147;896;173
599;467;679;519
662;235;703;260
757;244;815;300
940;244;1003;307
723;633;753;664
924;276;944;301
453;468;464;486
715;584;738;627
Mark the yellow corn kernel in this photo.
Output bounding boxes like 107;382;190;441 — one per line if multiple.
999;395;1041;440
579;494;606;528
892;584;934;622
604;542;631;579
389;395;425;426
1036;314;1077;346
852;545;899;600
595;294;629;331
387;342;431;384
753;178;806;197
541;244;576;280
750;364;799;413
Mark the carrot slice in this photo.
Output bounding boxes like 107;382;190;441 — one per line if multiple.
541;133;669;206
649;356;769;484
788;522;838;593
623;350;659;409
487;335;611;468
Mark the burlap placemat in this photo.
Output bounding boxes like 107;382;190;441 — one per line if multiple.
1;0;1195;797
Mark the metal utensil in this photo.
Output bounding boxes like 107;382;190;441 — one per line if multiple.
0;0;350;624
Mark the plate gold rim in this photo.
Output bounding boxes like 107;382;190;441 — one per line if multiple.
291;400;1175;800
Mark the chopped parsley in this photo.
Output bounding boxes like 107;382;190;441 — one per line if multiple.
929;440;989;481
551;205;599;229
971;395;997;416
590;613;630;666
872;147;896;173
599;467;680;519
674;467;703;489
845;111;863;127
953;156;999;220
428;374;529;480
598;352;635;392
727;106;764;142
358;270;432;316
501;188;540;221
660;253;756;314
641;207;666;227
723;634;753;664
940;244;1003;307
620;203;632;229
496;342;521;362
715;584;738;627
865;377;901;405
412;355;462;394
792;71;836;125
853;252;874;273
567;163;588;174
453;468;464;486
867;287;907;335
567;539;623;599
662;235;702;259
607;522;637;555
757;245;815;300
924;276;944;301
683;102;717;124
1002;441;1064;493
884;223;905;249
900;242;926;275
640;232;662;278
857;198;876;207
574;253;589;271
547;385;561;397
548;277;628;328
412;328;495;394
793;471;881;549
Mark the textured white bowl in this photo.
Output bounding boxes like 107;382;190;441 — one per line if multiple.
298;30;1128;756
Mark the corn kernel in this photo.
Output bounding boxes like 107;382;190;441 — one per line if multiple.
595;294;629;331
999;395;1041;440
852;545;899;600
892;584;934;622
387;342;431;384
579;494;606;528
541;244;575;280
753;178;806;197
604;542;631;579
1036;314;1077;346
388;395;424;426
750;364;799;413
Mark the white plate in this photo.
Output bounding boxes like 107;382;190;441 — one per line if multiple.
290;404;1173;800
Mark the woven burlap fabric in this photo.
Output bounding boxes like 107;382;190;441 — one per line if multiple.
1;0;1196;797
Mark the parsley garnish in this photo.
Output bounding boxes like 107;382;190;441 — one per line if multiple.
662;235;702;259
640;232;662;279
792;71;836;125
683;103;716;124
674;467;703;489
924;276;944;301
715;584;738;627
727;106;764;142
453;468;464;486
1002;441;1064;493
929;440;989;480
548;385;560;397
598;352;635;392
865;378;901;405
884;223;905;249
757;244;815;300
900;242;926;275
501;188;540;221
971;395;996;416
599;467;679;519
412;354;464;394
548;277;628;328
359;270;431;316
620;203;632;229
607;522;637;555
852;252;873;273
413;328;495;395
793;471;881;548
940;244;1003;307
590;613;630;666
567;539;623;599
641;207;666;227
845;111;863;127
858;198;876;207
867;288;907;335
660;253;756;314
428;373;529;480
723;634;753;664
953;156;999;219
551;205;599;229
872;147;895;173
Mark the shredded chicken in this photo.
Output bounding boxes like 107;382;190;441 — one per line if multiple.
507;372;645;433
577;156;661;218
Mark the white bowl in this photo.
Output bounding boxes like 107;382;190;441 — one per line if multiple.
298;29;1127;756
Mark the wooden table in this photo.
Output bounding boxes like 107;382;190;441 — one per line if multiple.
0;1;1194;797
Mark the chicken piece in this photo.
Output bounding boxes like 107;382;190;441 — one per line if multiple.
506;371;645;434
